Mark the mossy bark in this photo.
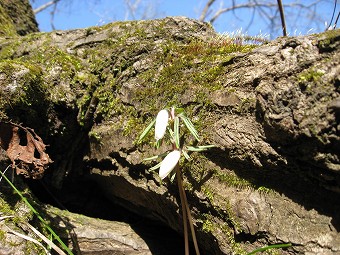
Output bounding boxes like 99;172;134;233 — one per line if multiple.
0;0;38;36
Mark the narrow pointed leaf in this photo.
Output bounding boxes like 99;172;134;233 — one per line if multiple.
246;243;292;255
149;162;162;171
186;145;215;152
155;139;161;149
180;115;200;141
174;116;180;149
143;155;160;161
137;118;156;143
170;171;176;182
167;126;174;139
143;151;169;161
182;150;191;160
166;127;176;147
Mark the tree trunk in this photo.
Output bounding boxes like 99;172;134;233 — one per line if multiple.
0;0;38;36
0;4;339;254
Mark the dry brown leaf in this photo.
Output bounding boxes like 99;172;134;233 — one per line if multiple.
0;122;52;179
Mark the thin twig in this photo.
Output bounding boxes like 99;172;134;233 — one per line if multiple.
5;225;51;255
326;0;338;30
199;0;216;21
208;0;323;25
277;0;287;36
33;0;61;14
26;223;67;255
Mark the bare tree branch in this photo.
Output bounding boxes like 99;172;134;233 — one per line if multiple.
199;0;216;22
200;0;324;38
124;0;142;20
327;0;338;30
33;0;61;14
123;0;158;21
50;0;59;30
277;0;287;36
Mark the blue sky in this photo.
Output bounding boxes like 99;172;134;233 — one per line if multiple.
31;0;338;39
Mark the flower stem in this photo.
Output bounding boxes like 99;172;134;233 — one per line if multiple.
175;164;200;255
171;107;200;255
182;184;200;255
175;163;189;255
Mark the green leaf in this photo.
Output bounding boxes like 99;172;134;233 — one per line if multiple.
174;116;180;149
149;162;162;171
167;126;174;139
186;145;215;152
143;151;169;161
155;139;162;149
180;115;200;141
174;107;185;115
182;150;191;160
137;118;156;143
170;171;176;182
246;243;292;255
143;155;160;161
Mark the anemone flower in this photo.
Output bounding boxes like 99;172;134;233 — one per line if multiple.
155;109;169;141
159;150;181;179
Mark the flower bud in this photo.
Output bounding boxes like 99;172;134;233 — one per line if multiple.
159;150;181;179
155;109;169;141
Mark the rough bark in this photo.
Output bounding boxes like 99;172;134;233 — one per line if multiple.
0;10;339;255
0;0;39;36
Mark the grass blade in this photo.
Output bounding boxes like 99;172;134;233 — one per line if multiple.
0;168;74;255
246;243;292;255
149;162;161;171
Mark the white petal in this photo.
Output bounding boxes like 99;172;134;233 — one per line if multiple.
159;150;181;179
155;109;169;140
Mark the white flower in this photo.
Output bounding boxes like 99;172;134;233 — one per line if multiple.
155;109;169;141
159;150;181;179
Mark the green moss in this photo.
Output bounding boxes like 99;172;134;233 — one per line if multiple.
67;20;261;138
257;186;273;194
89;130;102;142
0;59;50;126
0;197;16;220
0;60;44;104
0;4;18;37
199;213;215;233
0;229;5;243
317;28;340;50
0;184;41;252
0;40;21;60
216;171;253;189
25;46;83;77
133;35;258;115
298;69;324;83
197;212;246;254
